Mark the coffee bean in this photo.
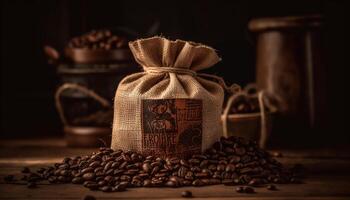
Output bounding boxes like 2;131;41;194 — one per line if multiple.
244;186;255;193
101;185;112;192
236;186;245;193
195;172;209;178
181;190;192;198
235;146;246;156
82;195;96;200
188;159;200;165
142;163;151;173
48;176;57;183
230;156;241;164
267;184;277;190
272;152;283;157
81;167;94;174
143;179;152;187
72;177;84;184
98;180;107;186
225;164;236;172
27;182;37;188
114;183;127;192
192;179;204;187
217;164;225;171
82;173;95;181
248;178;261;186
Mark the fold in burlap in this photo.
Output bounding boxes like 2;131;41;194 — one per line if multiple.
111;36;224;157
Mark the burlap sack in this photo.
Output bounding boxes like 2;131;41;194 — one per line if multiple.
111;36;224;158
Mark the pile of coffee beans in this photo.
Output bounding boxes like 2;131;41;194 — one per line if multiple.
229;95;261;114
4;136;304;193
67;29;128;50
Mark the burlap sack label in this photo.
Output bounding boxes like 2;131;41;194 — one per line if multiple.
142;99;202;158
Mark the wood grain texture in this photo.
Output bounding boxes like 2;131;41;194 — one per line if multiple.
0;138;349;200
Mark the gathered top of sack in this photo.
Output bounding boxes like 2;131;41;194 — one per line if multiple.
128;36;221;73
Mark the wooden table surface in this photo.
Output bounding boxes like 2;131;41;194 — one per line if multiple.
0;138;349;200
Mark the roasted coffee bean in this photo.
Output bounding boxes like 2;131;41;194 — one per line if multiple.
89;161;100;168
192;179;205;187
195;172;209;178
244;186;255;193
27;182;37;188
199;160;209;168
248;178;261;186
48;176;57;183
114;169;124;175
180;159;189;167
235;146;246;156
151;166;160;175
101;185;112;192
113;183;127;192
236;186;245;193
83;195;96;200
165;180;178;187
190;166;201;172
225;164;236;172
81;167;94;174
104;175;114;182
217;164;225;171
188;159;200;165
142;163;151;173
72;177;84;184
98;180;107;186
143;179;152;187
82;173;95;181
267;184;277;190
181;190;193;198
58;163;69;169
178;166;188;177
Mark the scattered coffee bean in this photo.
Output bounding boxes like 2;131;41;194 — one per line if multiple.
27;182;37;188
82;195;96;200
267;184;277;190
101;185;112;192
236;186;245;193
181;190;193;198
244;186;255;193
272;152;283;157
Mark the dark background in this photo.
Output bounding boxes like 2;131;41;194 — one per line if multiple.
0;0;347;146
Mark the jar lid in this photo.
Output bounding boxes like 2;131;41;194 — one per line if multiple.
249;15;323;32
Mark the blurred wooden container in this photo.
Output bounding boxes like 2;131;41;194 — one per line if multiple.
248;15;325;134
221;112;273;145
55;62;139;147
221;91;274;148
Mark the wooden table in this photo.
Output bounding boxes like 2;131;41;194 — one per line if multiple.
0;138;349;200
